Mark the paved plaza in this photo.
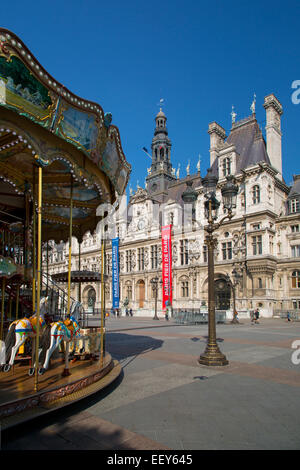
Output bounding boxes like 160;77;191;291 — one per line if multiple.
2;316;300;450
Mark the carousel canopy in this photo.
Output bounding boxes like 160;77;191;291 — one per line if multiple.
0;28;131;243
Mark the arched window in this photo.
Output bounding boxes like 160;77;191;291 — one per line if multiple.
222;157;231;176
252;185;260;204
258;278;263;289
292;271;300;288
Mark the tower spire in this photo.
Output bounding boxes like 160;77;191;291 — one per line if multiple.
145;107;176;193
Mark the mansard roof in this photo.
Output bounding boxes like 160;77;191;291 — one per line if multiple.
288;175;300;199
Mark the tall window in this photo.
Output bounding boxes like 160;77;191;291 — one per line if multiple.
126;250;133;272
252;235;262;255
222;241;232;260
252;185;260;204
292;271;300;288
168;212;174;225
180;239;189;265
151;245;158;269
203;245;208;263
105;253;111;275
181;280;189;297
291;225;300;233
291;245;300;258
269;236;274;255
126;283;132;300
222;157;231;176
138;247;145;271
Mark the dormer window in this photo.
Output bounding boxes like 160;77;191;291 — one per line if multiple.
222;157;231;177
290;198;300;214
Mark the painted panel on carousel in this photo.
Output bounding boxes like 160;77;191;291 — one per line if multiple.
0;56;53;126
46;206;90;220
56;105;98;153
46;184;99;202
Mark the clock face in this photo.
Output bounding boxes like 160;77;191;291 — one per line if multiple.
138;219;145;230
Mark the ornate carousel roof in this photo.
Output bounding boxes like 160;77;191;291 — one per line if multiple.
0;28;131;243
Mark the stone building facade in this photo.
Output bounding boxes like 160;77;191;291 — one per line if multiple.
46;94;300;318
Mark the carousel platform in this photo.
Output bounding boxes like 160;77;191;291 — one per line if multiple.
0;353;121;430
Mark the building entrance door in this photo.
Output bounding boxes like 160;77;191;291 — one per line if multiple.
137;280;145;308
215;279;231;310
87;287;96;313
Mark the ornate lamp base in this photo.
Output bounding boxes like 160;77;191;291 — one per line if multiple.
198;344;229;366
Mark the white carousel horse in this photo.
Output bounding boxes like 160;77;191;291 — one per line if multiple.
69;299;84;322
0;296;48;373
38;313;81;376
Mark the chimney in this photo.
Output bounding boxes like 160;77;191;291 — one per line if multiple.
208;122;226;167
263;94;283;179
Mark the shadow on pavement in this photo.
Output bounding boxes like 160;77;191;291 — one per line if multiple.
106;331;164;363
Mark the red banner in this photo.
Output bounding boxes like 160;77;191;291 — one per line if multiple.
161;225;172;310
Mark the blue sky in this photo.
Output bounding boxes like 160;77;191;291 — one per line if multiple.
2;0;300;190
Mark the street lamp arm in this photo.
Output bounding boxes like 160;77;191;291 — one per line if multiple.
204;210;234;234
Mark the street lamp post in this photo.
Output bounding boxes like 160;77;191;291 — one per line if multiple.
151;277;161;320
181;171;239;366
226;268;243;324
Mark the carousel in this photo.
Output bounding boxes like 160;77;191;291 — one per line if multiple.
0;28;131;430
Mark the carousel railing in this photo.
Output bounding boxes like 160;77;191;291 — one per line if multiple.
41;273;87;327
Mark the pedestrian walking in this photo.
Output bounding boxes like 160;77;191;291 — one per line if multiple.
254;308;260;324
125;308;129;316
129;308;133;317
287;312;292;322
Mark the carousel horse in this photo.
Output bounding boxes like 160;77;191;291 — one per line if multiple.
0;296;48;373
38;311;81;375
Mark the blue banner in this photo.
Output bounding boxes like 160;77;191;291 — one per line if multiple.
112;237;120;309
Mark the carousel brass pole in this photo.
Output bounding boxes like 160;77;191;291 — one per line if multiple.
100;228;105;367
34;166;42;392
0;277;6;340
32;168;36;312
67;177;73;317
78;240;81;303
16;285;19;320
46;242;49;296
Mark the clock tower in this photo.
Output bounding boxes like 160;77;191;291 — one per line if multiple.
146;108;176;196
